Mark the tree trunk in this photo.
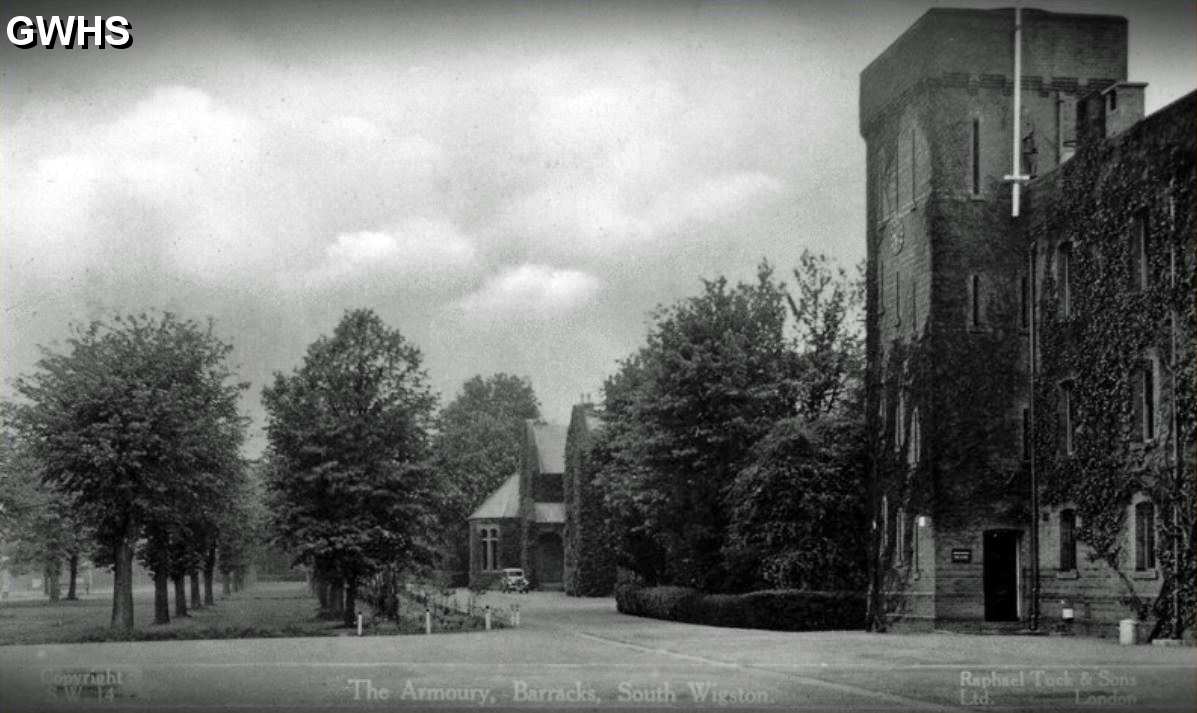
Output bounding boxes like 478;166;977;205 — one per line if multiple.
315;574;328;611
203;542;216;606
172;573;189;617
46;560;61;602
189;571;202;609
326;577;344;619
343;576;357;628
111;534;136;629
154;568;171;624
221;570;231;596
66;553;79;600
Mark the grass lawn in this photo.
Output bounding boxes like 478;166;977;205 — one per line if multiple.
0;580;343;646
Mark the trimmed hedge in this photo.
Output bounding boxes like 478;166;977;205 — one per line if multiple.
615;584;865;631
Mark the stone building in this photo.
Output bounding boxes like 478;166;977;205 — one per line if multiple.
862;7;1193;633
563;403;617;596
468;420;567;590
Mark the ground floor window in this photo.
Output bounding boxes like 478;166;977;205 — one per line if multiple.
1058;509;1077;571
1134;502;1155;571
480;526;500;571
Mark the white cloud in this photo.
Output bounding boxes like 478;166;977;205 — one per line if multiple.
457;264;602;321
306;217;477;287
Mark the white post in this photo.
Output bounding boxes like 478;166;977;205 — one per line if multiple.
356;613;363;636
424;608;432;635
484;605;492;631
513;604;520;627
1004;5;1029;217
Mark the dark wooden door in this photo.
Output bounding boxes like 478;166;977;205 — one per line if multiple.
983;530;1019;621
537;533;563;585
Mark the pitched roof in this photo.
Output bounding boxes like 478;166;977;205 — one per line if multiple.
468;473;521;520
528;421;567;474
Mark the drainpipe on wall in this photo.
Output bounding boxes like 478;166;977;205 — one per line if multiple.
1028;243;1041;633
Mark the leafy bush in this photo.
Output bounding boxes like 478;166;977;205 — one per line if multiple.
615;584;865;631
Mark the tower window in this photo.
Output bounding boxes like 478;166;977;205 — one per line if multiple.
1059;509;1077;571
907;408;921;466
1134;502;1155;571
970;118;981;195
1020;407;1030;460
480;526;500;571
969;274;982;328
1020;275;1030;330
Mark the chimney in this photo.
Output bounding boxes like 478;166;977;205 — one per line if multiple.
1077;81;1147;147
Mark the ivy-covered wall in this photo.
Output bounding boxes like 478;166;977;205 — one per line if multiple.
563;404;618;596
1025;90;1195;636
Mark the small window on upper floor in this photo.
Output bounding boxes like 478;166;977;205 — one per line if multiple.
1020;406;1031;461
1107;90;1118;112
1059;380;1076;456
970;118;981;195
969;274;982;329
1131;357;1157;443
1020;274;1030;330
1058;243;1073;318
1130;210;1149;292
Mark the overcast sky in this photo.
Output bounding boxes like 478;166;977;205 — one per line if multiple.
3;0;1194;455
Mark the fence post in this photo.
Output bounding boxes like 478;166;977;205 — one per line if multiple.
424;608;432;635
484;605;492;631
513;604;520;627
357;613;363;637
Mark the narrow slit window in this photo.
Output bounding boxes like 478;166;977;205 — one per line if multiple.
1061;381;1076;455
1142;361;1155;440
970;274;981;328
970;118;981;195
1021;407;1030;460
895;271;902;326
1020;275;1030;329
1058;243;1072;318
1130;210;1149;291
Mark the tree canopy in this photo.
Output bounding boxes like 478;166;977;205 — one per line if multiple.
262;308;439;626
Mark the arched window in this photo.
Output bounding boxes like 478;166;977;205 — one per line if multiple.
1134;502;1155;571
1059;509;1077;571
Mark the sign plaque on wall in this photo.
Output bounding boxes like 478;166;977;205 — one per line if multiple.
951;548;972;564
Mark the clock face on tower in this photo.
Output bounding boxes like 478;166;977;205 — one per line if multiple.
890;221;905;254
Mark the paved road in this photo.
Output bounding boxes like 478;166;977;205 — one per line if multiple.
0;588;1193;712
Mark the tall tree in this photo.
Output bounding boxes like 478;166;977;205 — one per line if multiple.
433;374;540;576
12;313;246;629
263;309;439;627
595;264;799;590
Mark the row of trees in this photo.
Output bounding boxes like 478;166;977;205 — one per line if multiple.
593;253;868;593
1;314;263;628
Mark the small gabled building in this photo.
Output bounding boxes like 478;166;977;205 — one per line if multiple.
467;420;567;590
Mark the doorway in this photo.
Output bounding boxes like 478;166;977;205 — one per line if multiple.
536;532;564;587
983;529;1020;621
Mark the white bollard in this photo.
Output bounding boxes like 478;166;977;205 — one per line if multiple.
513;604;520;627
357;613;363;636
424;608;432;635
1119;619;1137;645
484;605;492;631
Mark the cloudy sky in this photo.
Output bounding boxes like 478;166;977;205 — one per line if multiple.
3;0;1194;454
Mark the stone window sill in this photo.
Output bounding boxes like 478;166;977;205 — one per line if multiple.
1056;570;1079;580
1133;569;1158;580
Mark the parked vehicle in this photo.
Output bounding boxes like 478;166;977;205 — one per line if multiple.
500;568;529;593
